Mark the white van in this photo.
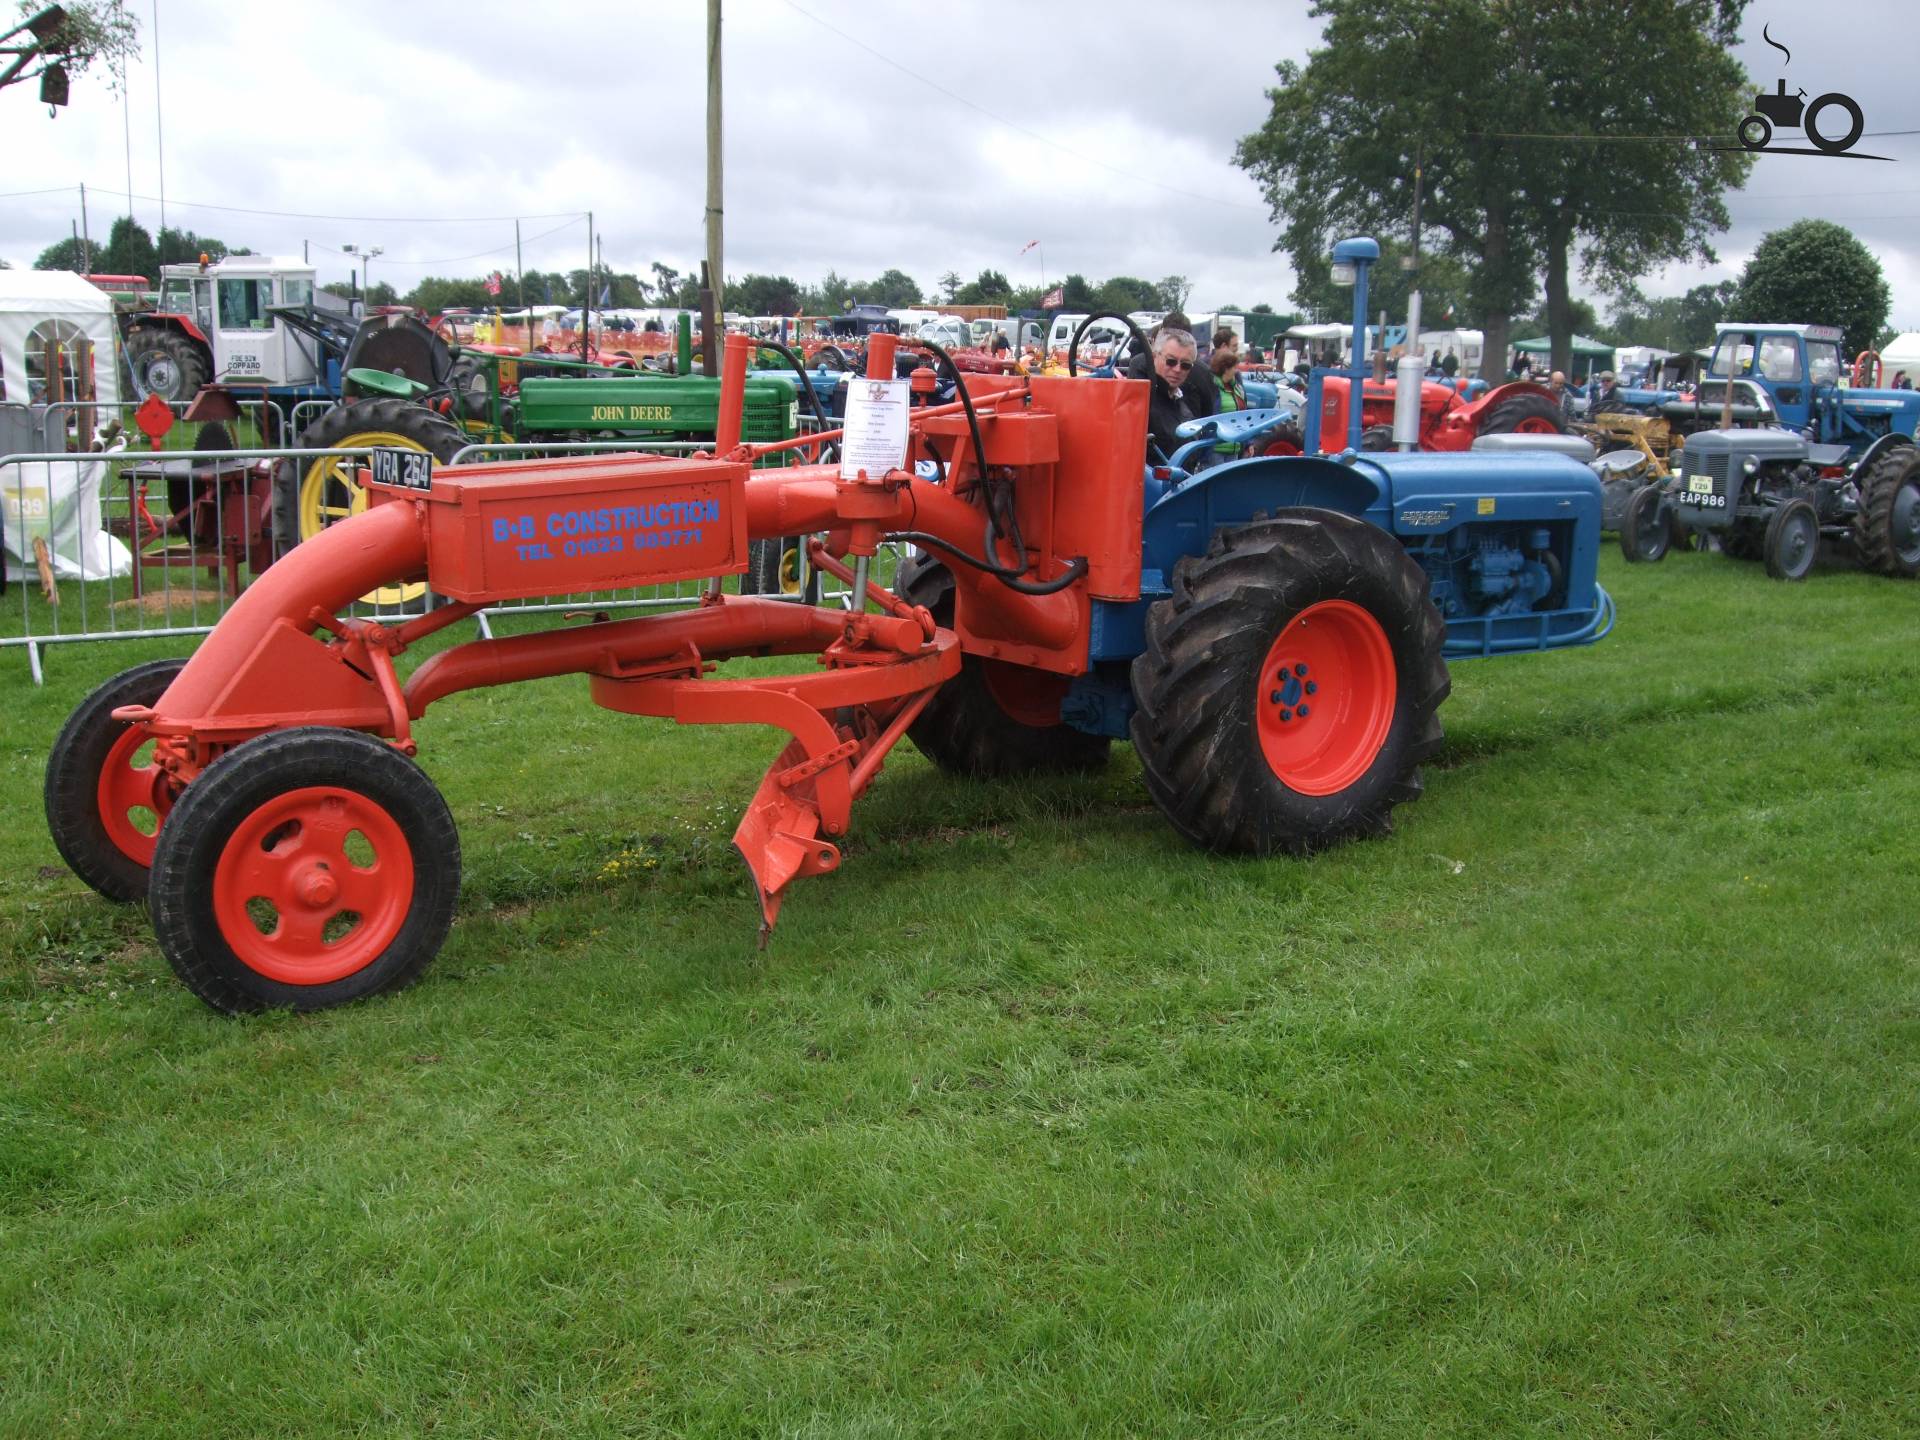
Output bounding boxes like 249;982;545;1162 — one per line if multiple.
1046;313;1131;359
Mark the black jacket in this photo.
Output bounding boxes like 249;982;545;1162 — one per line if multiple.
1128;349;1217;461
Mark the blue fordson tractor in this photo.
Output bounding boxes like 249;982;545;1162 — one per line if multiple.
1611;324;1920;578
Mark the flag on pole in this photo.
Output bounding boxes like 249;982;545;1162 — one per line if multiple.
1019;240;1040;254
1041;285;1064;308
484;271;503;296
599;282;613;306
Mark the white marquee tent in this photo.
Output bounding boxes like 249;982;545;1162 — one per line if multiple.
1;269;132;583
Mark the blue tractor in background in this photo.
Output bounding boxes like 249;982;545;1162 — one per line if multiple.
1612;324;1920;579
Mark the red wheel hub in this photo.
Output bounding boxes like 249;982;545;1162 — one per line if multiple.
1254;600;1397;795
1510;416;1560;434
211;786;414;985
96;723;173;865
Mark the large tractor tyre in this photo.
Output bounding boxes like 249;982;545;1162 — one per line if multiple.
44;658;189;903
895;552;1111;777
149;727;461;1016
745;537;822;603
1764;497;1820;582
1853;444;1920;578
1619;483;1672;563
1129;509;1450;855
125;327;208;405
276;398;467;555
277;399;466;605
1718;525;1763;561
1479;393;1570;438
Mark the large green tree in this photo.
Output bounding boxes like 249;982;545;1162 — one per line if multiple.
1736;220;1890;360
954;269;1012;306
1237;0;1752;378
729;273;803;315
1608;279;1740;353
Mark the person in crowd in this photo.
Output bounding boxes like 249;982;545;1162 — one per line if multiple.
1144;326;1214;463
1440;348;1459;378
1017;342;1044;376
989;333;1013;365
1547;369;1573;413
1893;370;1913;390
1129;310;1219;407
1588;369;1631;415
1202;344;1248;470
1211;327;1239;366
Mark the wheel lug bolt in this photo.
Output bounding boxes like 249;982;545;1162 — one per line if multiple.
1295;664;1309;677
1271;690;1284;704
1306;681;1317;694
1279;708;1292;722
1297;704;1310;717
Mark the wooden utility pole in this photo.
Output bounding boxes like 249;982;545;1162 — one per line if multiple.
704;0;725;363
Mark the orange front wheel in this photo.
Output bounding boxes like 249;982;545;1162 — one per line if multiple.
150;728;461;1014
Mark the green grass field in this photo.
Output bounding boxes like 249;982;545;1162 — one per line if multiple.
3;548;1917;1437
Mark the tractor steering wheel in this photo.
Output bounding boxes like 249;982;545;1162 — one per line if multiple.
1067;312;1155;378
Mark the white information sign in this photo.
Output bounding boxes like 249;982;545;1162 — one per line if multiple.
838;378;911;482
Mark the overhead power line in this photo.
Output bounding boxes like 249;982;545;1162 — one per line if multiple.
3;184;589;225
777;0;1264;213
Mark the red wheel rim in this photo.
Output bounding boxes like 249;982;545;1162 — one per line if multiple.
96;723;172;866
1254;599;1397;796
211;786;415;986
1511;416;1560;434
982;660;1070;727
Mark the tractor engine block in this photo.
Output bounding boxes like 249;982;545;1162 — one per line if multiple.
1409;525;1562;620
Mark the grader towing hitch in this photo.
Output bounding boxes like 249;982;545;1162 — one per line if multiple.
46;238;1615;1014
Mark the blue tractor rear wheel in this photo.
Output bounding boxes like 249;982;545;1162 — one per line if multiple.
1129;509;1449;854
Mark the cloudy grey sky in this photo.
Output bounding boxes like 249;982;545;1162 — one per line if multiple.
2;0;1914;328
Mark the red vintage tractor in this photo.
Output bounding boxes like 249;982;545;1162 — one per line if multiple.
45;250;1615;1016
1312;374;1570;452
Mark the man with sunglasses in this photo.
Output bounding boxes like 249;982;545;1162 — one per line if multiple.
1144;326;1212;464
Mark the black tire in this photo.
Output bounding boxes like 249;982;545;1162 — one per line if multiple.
125;326;208;404
149;728;461;1015
1129;509;1449;855
276;397;466;557
44;658;189;903
1619;483;1671;563
1853;443;1920;577
1720;526;1763;561
1668;508;1702;553
812;345;849;372
1360;424;1396;452
1738;113;1772;150
895;552;1110;777
1479;393;1570;437
745;536;821;602
1764;497;1819;581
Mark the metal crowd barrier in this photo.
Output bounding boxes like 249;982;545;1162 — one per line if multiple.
4;418;902;684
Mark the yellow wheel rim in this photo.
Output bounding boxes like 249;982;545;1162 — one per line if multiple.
779;542;806;596
298;429;431;605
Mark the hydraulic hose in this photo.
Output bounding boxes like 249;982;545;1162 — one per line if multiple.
910;336;1089;595
751;337;831;439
